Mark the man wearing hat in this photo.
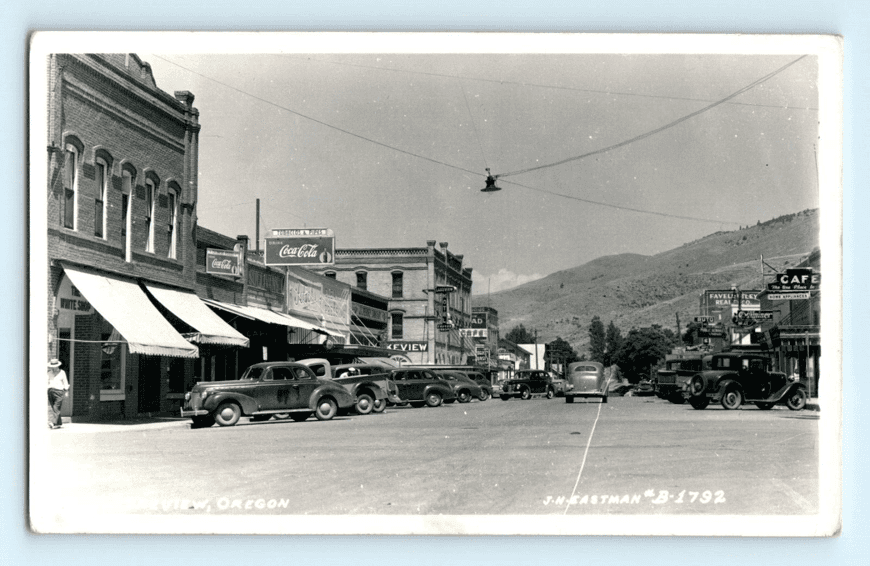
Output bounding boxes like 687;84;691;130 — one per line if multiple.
47;358;69;429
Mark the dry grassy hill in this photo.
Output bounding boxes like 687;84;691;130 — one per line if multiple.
477;209;820;354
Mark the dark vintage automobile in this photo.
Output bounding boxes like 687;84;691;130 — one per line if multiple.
461;370;494;401
682;352;808;411
388;368;456;408
297;358;401;415
180;362;356;427
654;354;706;404
431;370;484;403
501;369;565;400
564;362;607;403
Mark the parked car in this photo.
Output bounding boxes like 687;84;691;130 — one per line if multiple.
181;362;356;427
564;361;608;403
296;358;401;415
682;352;808;411
388;368;456;407
461;370;494;401
431;370;484;403
654;354;706;404
500;369;564;400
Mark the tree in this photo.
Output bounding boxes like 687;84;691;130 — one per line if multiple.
612;325;678;383
604;321;623;366
588;316;606;363
504;324;536;345
545;336;579;373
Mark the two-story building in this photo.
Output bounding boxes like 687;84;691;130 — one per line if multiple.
310;241;474;364
45;54;248;421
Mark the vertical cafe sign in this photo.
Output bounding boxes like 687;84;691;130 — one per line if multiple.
205;249;241;277
265;228;335;266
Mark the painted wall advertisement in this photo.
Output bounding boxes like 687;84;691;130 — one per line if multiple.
285;267;350;337
264;228;334;266
205;249;241;277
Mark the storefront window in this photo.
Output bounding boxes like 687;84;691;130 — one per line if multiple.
100;322;125;400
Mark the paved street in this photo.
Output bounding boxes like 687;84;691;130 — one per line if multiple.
45;395;818;519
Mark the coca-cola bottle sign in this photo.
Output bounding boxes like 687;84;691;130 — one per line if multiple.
265;233;335;266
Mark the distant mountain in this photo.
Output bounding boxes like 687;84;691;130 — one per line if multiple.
477;209;820;354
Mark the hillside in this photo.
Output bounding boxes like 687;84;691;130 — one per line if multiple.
477;209;820;353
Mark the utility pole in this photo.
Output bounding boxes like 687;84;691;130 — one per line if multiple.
534;329;538;370
255;198;260;254
675;312;682;340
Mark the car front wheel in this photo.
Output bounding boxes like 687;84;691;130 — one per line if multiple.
721;388;743;410
372;398;387;413
355;393;374;415
214;402;241;427
478;389;491;401
546;387;555;399
786;388;808;411
520;387;531;400
315;397;338;421
426;391;443;407
457;390;471;403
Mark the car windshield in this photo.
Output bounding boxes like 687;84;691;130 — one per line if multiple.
240;366;265;381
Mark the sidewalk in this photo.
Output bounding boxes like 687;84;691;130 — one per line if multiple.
49;416;190;434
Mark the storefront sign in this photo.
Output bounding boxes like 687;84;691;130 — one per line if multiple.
351;302;389;323
206;249;241;277
694;316;715;324
735;310;774;321
460;328;488;338
264;229;335;266
767;292;811;301
58;275;93;315
701;290;761;311
470;313;487;328
767;269;821;291
386;341;429;352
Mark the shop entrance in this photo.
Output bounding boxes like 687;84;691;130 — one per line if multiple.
137;356;161;413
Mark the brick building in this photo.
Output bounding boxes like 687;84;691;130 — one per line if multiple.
310;241;474;364
46;54;246;421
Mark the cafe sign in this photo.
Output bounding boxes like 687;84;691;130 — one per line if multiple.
205;249;241;277
265;228;335;266
767;268;821;292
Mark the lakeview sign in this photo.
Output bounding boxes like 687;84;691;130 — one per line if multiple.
205;249;241;277
265;228;335;266
386;341;429;352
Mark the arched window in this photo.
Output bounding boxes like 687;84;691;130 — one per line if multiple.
356;271;367;291
324;271;336;279
166;182;180;259
94;156;109;238
391;271;403;298
62;143;79;230
120;165;135;262
143;173;159;253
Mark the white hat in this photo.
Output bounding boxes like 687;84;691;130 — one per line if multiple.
47;358;62;368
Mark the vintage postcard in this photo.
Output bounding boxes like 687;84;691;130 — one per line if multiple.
28;32;842;535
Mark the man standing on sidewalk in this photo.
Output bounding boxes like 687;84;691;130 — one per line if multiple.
47;359;69;429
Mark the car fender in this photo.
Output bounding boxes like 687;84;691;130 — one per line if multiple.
309;383;356;410
203;392;259;415
351;381;387;400
424;383;454;401
715;378;743;399
767;381;808;403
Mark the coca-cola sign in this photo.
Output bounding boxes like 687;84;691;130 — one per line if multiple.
205;249;241;277
265;231;335;266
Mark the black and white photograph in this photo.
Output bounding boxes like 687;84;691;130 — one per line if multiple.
28;32;842;536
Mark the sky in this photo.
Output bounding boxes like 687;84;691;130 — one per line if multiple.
138;46;820;293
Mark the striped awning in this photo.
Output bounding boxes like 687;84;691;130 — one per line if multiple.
202;299;332;335
144;285;249;347
62;266;198;358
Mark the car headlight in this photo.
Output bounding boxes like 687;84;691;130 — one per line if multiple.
184;392;191;402
691;376;705;395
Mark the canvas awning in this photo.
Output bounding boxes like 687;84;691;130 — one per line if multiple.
202;299;332;335
62;266;198;358
144;285;249;347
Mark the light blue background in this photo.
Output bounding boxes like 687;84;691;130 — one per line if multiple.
4;2;863;563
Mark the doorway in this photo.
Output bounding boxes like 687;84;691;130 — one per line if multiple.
137;356;161;413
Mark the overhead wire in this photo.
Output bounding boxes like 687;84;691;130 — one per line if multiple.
497;55;808;178
292;55;819;112
152;54;795;227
